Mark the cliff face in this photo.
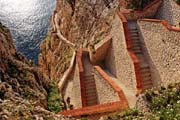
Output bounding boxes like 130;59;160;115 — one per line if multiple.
39;0;119;81
0;22;49;105
0;23;71;119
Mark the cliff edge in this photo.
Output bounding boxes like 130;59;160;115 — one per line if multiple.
0;23;74;120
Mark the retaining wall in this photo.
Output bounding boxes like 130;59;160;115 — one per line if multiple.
138;19;180;86
156;0;180;27
114;14;137;91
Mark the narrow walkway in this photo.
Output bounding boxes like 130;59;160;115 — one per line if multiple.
82;54;98;106
128;21;153;90
53;12;75;48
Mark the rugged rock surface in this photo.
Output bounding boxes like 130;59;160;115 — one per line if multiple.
39;0;119;81
0;22;49;107
0;23;75;120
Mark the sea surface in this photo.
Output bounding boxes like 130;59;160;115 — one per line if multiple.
0;0;56;64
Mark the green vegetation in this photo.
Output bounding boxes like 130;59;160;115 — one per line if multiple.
94;37;102;45
80;117;89;120
126;0;153;10
48;82;62;113
106;83;180;120
176;0;180;4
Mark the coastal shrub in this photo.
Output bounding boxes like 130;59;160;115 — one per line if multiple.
176;0;180;4
48;82;62;113
145;83;180;119
106;83;180;119
126;0;153;10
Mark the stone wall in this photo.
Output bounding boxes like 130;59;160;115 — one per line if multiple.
62;64;82;109
62;77;75;109
138;20;180;86
72;65;82;108
110;15;137;90
89;36;112;65
93;69;120;104
156;0;180;27
105;42;117;77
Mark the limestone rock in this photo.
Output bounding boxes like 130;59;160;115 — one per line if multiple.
39;0;119;81
0;23;74;119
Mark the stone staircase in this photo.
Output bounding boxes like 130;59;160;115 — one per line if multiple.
128;22;153;90
84;74;98;106
82;54;98;106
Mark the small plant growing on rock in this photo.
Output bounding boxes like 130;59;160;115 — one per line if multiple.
125;0;153;10
48;81;62;113
176;0;180;5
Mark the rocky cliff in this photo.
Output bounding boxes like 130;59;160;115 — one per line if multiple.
0;23;74;120
39;0;120;81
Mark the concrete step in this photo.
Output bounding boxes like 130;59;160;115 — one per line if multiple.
130;36;139;40
86;94;97;99
136;53;144;58
133;49;142;54
130;34;139;37
142;79;152;86
131;39;141;44
85;84;96;89
86;99;98;106
131;36;139;39
132;46;141;49
85;87;96;93
143;84;153;89
132;46;141;50
85;82;96;88
131;38;139;41
130;31;138;34
140;62;149;68
141;72;151;78
86;92;97;98
86;87;96;91
84;75;94;79
129;29;138;31
131;35;139;38
129;28;137;30
85;76;94;79
86;95;97;100
86;97;97;102
87;100;98;106
132;47;141;52
142;75;151;81
84;78;95;83
86;95;97;101
132;45;141;49
140;67;150;73
85;78;95;82
129;30;138;34
140;62;150;68
86;88;96;92
132;42;141;46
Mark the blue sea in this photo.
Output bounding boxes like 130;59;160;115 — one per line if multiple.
0;0;56;64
